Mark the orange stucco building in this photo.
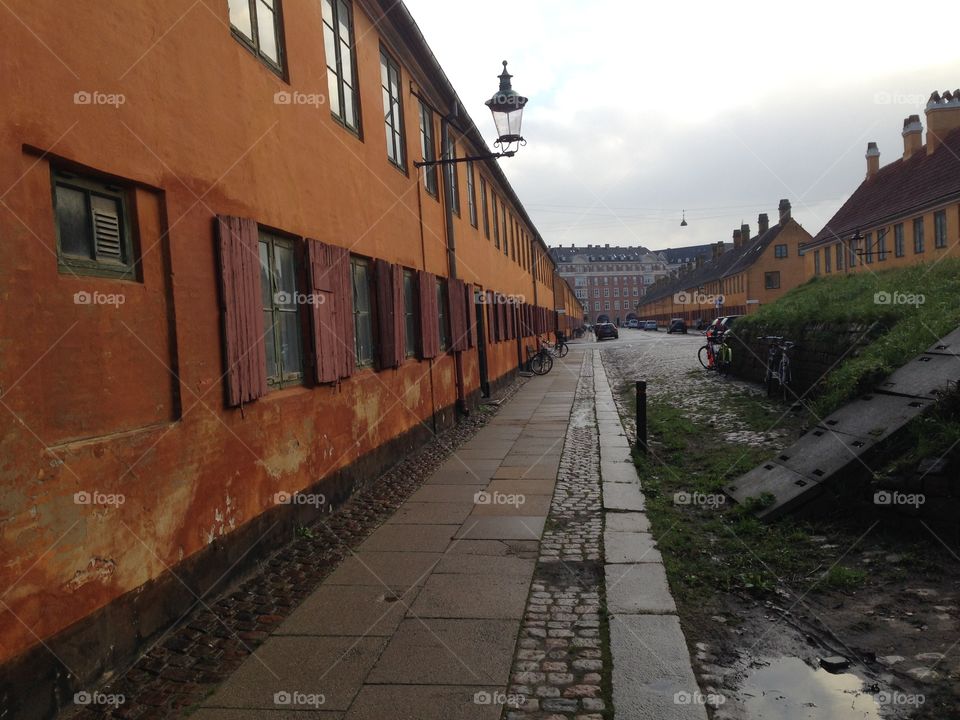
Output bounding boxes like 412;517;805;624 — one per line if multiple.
802;91;960;276
0;1;581;714
636;201;810;325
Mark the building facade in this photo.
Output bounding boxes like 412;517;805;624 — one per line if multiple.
636;201;810;324
548;244;670;324
0;1;582;715
802;91;960;277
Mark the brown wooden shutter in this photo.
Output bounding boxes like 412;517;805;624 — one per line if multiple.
448;278;467;351
392;264;405;365
375;259;400;369
307;238;354;382
216;215;268;407
506;300;514;340
465;283;476;348
418;270;439;359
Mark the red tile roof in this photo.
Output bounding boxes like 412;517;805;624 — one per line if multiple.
810;126;960;245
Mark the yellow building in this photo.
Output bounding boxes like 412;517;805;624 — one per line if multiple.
803;90;960;275
637;200;811;325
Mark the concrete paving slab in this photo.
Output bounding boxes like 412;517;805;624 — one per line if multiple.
202;636;385;711
408;485;487;503
359;524;455;552
470;493;552;517
276;584;415;636
491;465;558;480
455;448;512;459
605;512;650;533
724;463;822;520
408;573;530;619
386;502;475;525
604;531;662;563
432;552;535;576
344;685;502;720
601;461;640;484
817;393;933;441
600;445;634;463
926;327;960;356
366;619;517;685
485;478;555;496
610;615;707;720
501;454;562;467
325;552;441;587
877;352;960;399
606;563;677;615
603;484;646;512
455;516;545;540
775;428;876;483
442;539;540;558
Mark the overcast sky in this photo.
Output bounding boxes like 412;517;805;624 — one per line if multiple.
403;0;958;252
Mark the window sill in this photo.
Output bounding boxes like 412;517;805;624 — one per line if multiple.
230;29;287;82
331;114;363;141
263;384;310;402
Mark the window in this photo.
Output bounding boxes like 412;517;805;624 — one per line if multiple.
403;269;417;357
443;134;460;215
877;228;887;261
764;271;781;289
53;169;136;279
865;232;873;264
593;288;599;298
228;0;283;72
894;223;904;257
480;177;489;237
632;287;638;296
935;210;947;248
604;301;610;311
437;279;450;351
613;288;619;297
501;204;508;255
913;217;925;254
604;288;610;297
259;232;303;388
594;302;600;311
813;249;821;275
418;102;437;196
774;244;788;258
824;245;831;273
466;162;478;227
322;0;359;131
614;301;620;311
492;194;500;248
379;50;405;169
351;257;375;366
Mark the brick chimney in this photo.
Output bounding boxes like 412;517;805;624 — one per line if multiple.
716;241;725;257
926;89;960;155
712;244;719;261
865;141;880;178
733;228;742;249
741;223;751;245
902;116;923;159
778;199;791;222
758;213;769;235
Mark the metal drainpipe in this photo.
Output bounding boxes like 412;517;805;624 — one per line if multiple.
440;111;468;416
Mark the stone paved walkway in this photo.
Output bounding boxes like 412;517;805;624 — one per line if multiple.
191;351;583;720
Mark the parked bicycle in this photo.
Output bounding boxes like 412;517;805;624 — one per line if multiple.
758;336;797;400
698;330;728;371
540;335;569;359
526;345;554;375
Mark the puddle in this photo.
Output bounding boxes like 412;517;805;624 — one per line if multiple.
740;657;881;719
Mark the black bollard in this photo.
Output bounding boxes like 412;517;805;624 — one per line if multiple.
636;380;647;454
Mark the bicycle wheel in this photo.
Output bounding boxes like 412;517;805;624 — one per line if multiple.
557;343;569;358
539;353;554;375
529;354;545;375
698;345;711;369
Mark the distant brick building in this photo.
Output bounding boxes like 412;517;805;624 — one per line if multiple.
803;89;960;276
548;244;670;324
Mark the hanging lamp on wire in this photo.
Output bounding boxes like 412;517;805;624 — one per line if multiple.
680;210;688;227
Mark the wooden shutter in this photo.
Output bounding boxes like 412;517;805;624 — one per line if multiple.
418;270;440;359
216;215;268;406
465;283;476;348
307;238;354;383
392;264;405;365
375;259;401;369
448;278;467;351
92;199;123;261
506;300;514;340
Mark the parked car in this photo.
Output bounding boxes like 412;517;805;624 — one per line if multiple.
667;318;688;334
626;319;639;329
595;322;619;341
643;320;658;331
704;315;743;339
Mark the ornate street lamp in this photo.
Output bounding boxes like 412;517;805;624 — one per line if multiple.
680;210;688;227
415;61;527;168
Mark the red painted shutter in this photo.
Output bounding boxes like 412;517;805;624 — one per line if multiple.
418;270;439;359
216;215;268;406
465;283;476;348
306;238;354;382
506;301;514;340
392;264;405;366
375;259;398;369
